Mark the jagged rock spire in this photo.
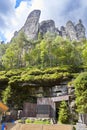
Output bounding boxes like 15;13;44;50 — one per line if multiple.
21;10;41;40
75;19;86;40
13;10;86;41
60;19;86;41
66;21;77;41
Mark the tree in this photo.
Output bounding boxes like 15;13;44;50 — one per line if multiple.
82;40;87;68
14;32;29;67
2;43;19;69
0;43;7;70
2;32;29;69
26;44;41;67
44;33;56;67
39;40;48;68
58;101;69;124
74;72;87;113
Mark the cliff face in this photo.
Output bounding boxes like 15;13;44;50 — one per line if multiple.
21;10;41;40
61;19;86;41
14;10;86;41
39;20;60;36
66;21;77;41
75;19;86;40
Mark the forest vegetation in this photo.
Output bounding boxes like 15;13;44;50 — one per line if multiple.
0;32;87;116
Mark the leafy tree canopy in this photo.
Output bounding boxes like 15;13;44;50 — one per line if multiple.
74;72;87;113
58;101;69;124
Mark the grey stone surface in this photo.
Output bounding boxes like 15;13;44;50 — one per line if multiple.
52;82;68;97
21;10;41;40
76;123;87;130
66;21;77;41
76;114;87;130
78;114;87;125
12;10;86;41
14;31;18;37
60;26;67;39
64;19;86;41
75;19;86;40
39;20;57;36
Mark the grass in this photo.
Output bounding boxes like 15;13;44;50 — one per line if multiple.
24;118;51;124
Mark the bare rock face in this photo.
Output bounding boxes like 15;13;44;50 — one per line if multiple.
60;26;67;39
39;20;56;36
12;10;86;42
66;21;77;41
21;10;41;40
75;19;86;40
61;19;86;41
14;31;18;37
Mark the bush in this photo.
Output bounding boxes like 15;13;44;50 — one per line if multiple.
25;118;50;124
58;101;70;124
25;118;32;123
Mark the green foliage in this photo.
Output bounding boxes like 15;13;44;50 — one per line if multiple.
25;118;33;123
82;40;87;67
0;75;8;81
0;33;86;109
18;119;23;123
5;69;21;77
0;66;74;108
74;72;87;113
38;32;43;41
58;101;69;124
25;118;50;124
2;43;19;69
34;120;50;124
25;68;43;75
0;33;84;71
2;85;12;104
2;32;29;69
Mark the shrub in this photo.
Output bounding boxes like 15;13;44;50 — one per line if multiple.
58;101;70;124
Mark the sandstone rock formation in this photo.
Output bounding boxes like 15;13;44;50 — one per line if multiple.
21;10;41;40
66;21;77;41
75;19;86;40
14;31;18;37
13;10;86;41
60;20;86;41
60;26;67;39
39;20;60;36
